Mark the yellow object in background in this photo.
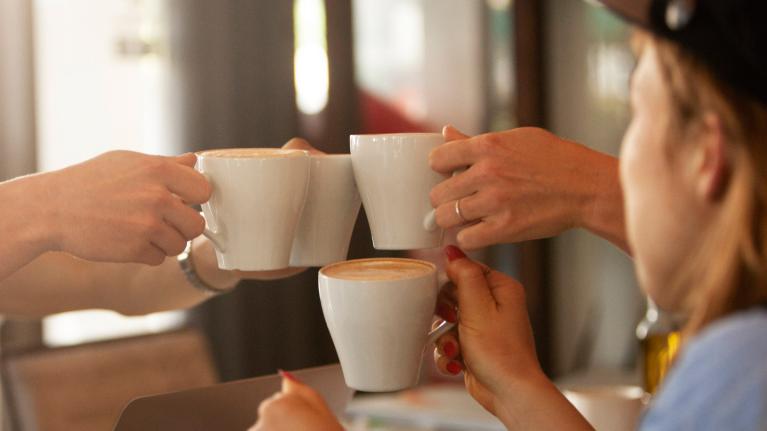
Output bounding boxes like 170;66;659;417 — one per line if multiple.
636;299;683;394
641;331;681;394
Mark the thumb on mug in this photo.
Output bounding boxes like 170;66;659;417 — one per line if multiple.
442;125;470;142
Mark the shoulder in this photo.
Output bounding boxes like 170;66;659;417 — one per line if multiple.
640;309;767;431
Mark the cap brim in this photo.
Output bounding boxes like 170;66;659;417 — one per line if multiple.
596;0;652;27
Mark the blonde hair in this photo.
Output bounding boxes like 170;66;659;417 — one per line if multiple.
633;31;767;335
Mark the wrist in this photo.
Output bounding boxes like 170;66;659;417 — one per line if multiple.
491;367;551;426
3;173;60;255
493;368;594;431
577;151;627;251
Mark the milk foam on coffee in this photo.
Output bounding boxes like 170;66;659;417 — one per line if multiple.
197;148;307;158
322;258;434;281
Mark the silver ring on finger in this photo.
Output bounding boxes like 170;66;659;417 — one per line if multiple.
455;198;469;224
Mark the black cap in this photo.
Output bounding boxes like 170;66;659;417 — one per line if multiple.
599;0;767;107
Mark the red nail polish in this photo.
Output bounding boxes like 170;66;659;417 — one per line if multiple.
437;304;457;323
444;308;457;323
278;369;300;383
443;341;457;357
436;303;450;320
444;245;466;262
446;361;462;375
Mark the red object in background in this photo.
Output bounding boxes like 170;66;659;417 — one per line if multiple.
359;90;432;134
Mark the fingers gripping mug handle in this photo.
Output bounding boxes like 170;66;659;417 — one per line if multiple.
427;270;456;344
424;168;467;232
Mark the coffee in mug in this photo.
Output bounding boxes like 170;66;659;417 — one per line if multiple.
319;258;453;392
196;148;310;270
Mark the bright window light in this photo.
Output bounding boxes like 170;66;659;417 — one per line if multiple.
293;0;329;115
43;310;186;347
34;0;183;347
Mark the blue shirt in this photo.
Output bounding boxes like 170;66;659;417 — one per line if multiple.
640;308;767;431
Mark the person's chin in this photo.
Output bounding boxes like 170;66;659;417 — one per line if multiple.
638;271;685;313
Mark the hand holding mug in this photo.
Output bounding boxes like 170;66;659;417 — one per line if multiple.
41;151;210;265
434;246;542;415
434;246;593;430
429;126;623;251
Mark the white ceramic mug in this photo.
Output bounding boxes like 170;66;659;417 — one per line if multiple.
562;385;648;431
319;258;454;392
196;148;311;270
350;133;445;250
289;154;362;267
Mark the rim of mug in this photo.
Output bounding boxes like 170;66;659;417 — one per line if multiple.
319;257;437;281
350;132;441;139
195;148;309;158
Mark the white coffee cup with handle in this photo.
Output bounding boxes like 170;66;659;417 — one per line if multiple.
350;133;445;250
289;154;362;267
196;148;310;271
319;257;454;392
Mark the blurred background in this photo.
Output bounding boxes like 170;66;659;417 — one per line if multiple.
0;0;641;429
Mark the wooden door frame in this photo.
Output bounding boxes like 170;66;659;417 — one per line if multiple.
514;0;552;374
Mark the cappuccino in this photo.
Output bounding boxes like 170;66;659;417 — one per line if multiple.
322;258;434;281
197;148;307;159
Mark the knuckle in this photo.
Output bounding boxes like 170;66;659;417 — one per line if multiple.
141;217;165;238
478;134;500;154
473;162;494;183
149;190;173;209
144;157;169;177
498;211;514;229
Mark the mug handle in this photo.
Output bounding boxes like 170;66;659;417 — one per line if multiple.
426;320;456;345
202;216;226;252
199;173;226;252
427;270;456;343
423;168;467;232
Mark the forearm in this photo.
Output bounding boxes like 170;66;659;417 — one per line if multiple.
495;372;594;431
0;174;58;282
0;237;224;317
578;152;630;254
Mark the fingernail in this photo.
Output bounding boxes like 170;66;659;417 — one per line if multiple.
446;361;462;375
278;369;300;383
443;341;457;357
445;308;457;323
436;303;457;323
444;245;466;262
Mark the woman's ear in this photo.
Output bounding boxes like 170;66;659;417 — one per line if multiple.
693;113;729;201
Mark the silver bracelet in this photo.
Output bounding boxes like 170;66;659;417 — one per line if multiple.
177;241;230;295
